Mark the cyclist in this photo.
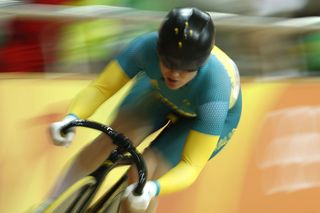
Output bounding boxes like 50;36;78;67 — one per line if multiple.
47;7;242;213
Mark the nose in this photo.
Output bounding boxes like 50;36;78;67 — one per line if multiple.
169;69;180;77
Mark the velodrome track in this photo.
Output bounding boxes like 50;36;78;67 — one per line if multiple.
0;3;320;213
0;74;319;213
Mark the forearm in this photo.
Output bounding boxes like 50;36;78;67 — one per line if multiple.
157;161;202;195
157;130;220;195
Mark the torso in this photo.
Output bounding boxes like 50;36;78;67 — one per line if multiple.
116;32;239;118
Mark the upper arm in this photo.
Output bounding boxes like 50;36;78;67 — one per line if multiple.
67;60;130;118
92;60;130;95
116;36;146;78
193;64;231;135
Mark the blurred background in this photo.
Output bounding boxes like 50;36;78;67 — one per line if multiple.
0;1;320;213
0;0;319;76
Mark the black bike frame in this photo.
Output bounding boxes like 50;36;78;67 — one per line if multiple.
61;119;147;212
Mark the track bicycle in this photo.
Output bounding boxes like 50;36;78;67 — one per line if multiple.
42;119;148;213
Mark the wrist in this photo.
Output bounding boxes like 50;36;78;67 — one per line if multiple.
65;113;79;121
152;180;160;196
66;113;79;119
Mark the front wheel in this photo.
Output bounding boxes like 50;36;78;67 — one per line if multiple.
44;176;96;213
87;175;128;213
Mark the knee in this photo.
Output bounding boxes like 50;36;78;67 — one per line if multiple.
126;149;158;184
76;134;114;170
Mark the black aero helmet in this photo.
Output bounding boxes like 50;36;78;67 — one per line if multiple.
157;7;215;71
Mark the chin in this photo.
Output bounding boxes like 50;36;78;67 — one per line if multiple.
167;84;181;90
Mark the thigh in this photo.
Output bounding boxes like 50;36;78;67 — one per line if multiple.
127;148;172;183
75;92;169;170
114;75;172;146
149;117;195;167
113;99;170;147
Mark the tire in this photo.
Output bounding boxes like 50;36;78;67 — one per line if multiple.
44;176;96;213
87;175;128;213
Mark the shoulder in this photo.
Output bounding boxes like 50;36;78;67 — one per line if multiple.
208;46;241;108
116;32;159;78
193;47;235;103
199;53;231;87
210;46;239;77
116;32;157;60
119;32;158;60
128;32;158;50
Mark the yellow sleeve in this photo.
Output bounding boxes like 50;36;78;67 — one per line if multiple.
157;130;219;195
67;60;130;118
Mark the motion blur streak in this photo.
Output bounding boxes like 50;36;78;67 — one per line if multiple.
257;106;320;195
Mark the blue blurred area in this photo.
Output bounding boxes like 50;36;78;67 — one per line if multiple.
0;0;319;76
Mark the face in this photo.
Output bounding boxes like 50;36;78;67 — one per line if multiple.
159;59;198;90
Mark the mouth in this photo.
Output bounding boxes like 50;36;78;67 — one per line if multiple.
167;77;178;84
164;77;180;89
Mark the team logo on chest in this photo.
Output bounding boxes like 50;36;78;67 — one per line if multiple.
183;99;191;106
150;79;159;89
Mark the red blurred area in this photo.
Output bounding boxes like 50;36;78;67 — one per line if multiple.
0;0;72;72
